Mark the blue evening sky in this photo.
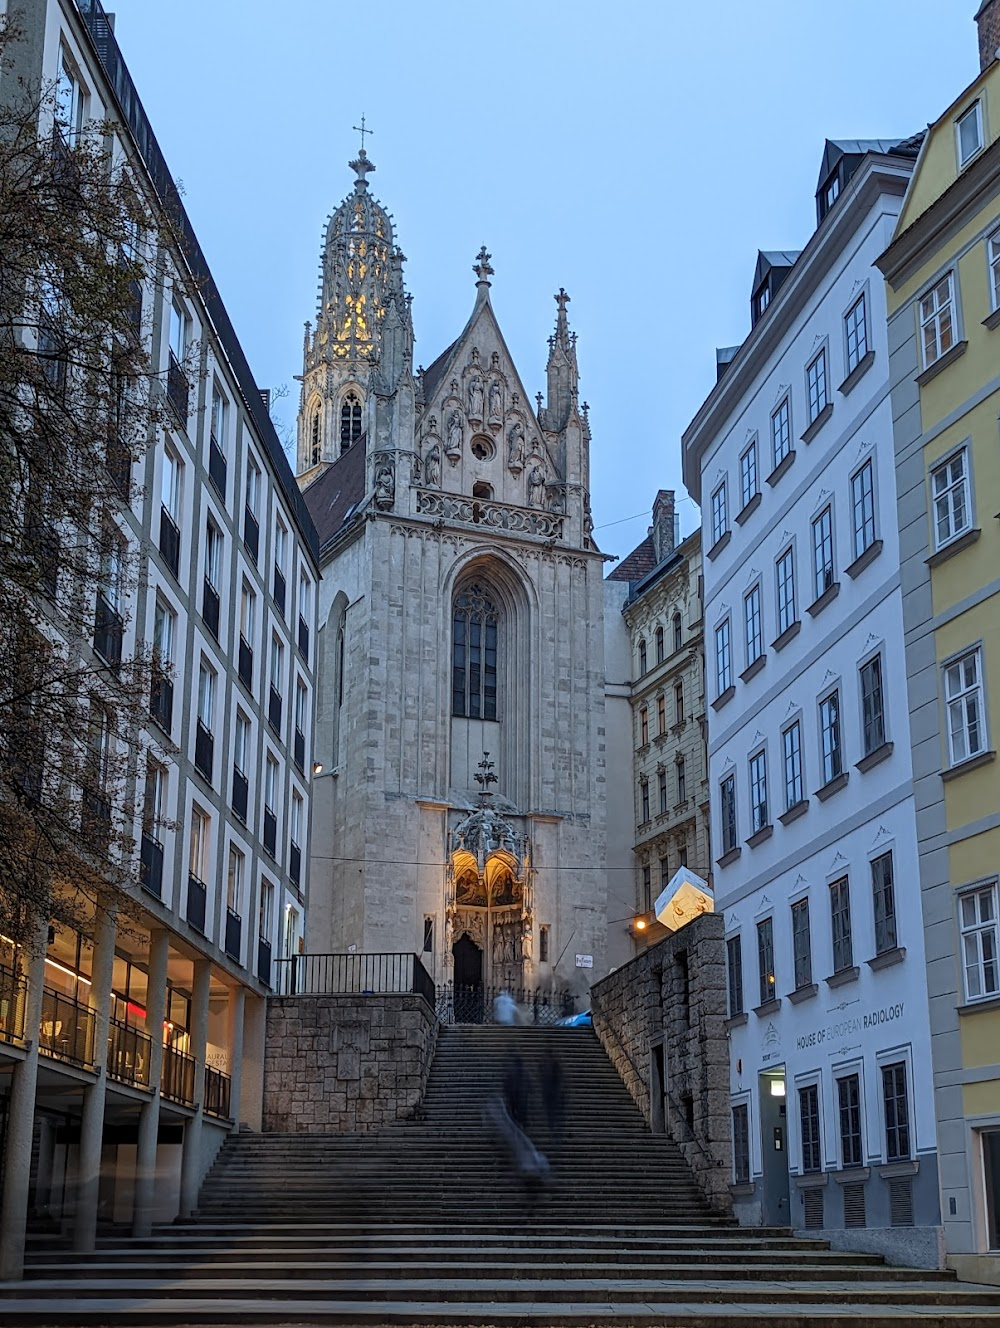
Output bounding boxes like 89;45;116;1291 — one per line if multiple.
108;0;973;565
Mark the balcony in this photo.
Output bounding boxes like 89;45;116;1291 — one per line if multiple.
93;592;123;671
202;577;220;639
257;936;272;988
106;436;132;498
268;686;282;735
166;352;189;425
238;635;253;689
161;1043;196;1106
289;840;301;888
293;726;305;773
232;765;249;823
139;832;164;899
0;962;27;1044
225;907;242;962
208;435;227;498
107;1018;150;1087
244;505;259;563
39;987;96;1067
149;667;173;735
159;505;180;577
186;873;207;933
81;788;112;844
297;615;309;662
204;1064;231;1119
194;720;214;784
273;566;286;616
263;807;277;858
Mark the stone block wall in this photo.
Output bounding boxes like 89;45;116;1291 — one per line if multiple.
591;913;731;1213
263;993;437;1132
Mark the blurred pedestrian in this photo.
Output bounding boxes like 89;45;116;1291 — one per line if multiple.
540;1047;565;1141
494;989;517;1024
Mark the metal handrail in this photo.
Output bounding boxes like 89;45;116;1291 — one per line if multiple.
274;952;435;1008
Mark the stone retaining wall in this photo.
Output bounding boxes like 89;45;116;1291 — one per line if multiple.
591;913;731;1213
263;993;437;1132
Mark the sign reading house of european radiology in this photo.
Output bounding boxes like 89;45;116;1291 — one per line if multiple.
795;1001;907;1053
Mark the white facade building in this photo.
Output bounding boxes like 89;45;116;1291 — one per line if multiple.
682;142;941;1263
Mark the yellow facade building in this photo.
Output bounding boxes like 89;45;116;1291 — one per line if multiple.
877;0;1000;1283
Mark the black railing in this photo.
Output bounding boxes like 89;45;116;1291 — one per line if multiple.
106;436;132;497
275;952;435;1007
107;1018;150;1087
257;936;272;988
293;727;305;773
289;840;301;887
93;592;123;670
81;789;112;842
202;577;220;638
194;720;213;783
161;1043;196;1105
139;831;163;898
208;436;227;497
225;907;242;961
149;667;173;734
263;807;277;857
159;505;180;577
273;566;286;616
268;686;282;734
232;766;248;822
435;983;577;1027
166;352;189;424
39;987;96;1066
204;1064;231;1118
297;615;309;662
186;873;207;933
238;635;253;688
244;505;259;562
0;963;28;1043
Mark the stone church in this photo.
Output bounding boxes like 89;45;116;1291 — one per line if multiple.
296;149;609;994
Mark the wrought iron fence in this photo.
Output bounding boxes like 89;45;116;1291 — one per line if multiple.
275;952;435;1008
436;983;577;1026
204;1064;231;1119
39;987;96;1066
161;1044;196;1106
0;963;27;1044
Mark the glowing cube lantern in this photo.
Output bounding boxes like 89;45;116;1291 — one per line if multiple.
653;868;714;933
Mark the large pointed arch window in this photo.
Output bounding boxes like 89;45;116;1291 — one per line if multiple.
452;583;499;719
340;391;363;452
310;408;321;466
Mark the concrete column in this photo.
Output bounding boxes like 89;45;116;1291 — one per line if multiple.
131;929;168;1238
179;958;210;1218
33;1116;55;1218
0;915;49;1281
226;985;245;1132
73;904;117;1252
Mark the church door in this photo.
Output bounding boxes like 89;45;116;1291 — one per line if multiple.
452;934;484;1023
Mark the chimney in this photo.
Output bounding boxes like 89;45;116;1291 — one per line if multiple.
977;0;1000;70
651;489;676;564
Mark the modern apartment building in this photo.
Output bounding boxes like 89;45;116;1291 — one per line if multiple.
877;1;1000;1283
0;0;318;1278
682;139;942;1262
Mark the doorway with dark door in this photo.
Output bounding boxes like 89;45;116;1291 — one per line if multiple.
758;1069;790;1226
452;933;484;1023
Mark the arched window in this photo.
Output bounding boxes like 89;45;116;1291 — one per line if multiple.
336;624;345;709
638;639;647;675
673;612;683;652
310;408;321;467
340;391;363;452
655;625;665;664
452;582;499;720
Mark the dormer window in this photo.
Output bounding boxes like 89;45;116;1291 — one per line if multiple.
755;283;770;319
340;391;363;452
957;101;983;168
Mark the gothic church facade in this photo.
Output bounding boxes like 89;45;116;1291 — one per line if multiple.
297;151;609;993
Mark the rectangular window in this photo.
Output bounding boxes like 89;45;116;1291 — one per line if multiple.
744;585;763;667
792;898;812;989
274;518;287;576
99;523;126;613
674;682;684;723
749;750;768;833
259;876;274;943
851;459;876;558
291;791;303;854
227;845;244;914
295;679;308;733
820;690;842;784
197;661;215;729
945;648;986;766
740;440;758;510
639;705;648;746
143;759;166;836
727;935;744;1017
640;779;649;824
161;449;181;518
211;385;227;450
733;1104;750;1183
812;506;834;599
838;1074;863;1168
931;448;971;548
721;773;737;854
246;457;260;516
715;620;732;696
240;581;256;641
264;754;278;815
189;806;208;881
807;348;828;422
711;481;728;546
205;519;222;589
990;229;1000;314
982;1130;1000;1251
860;656;886;756
776;547;796;635
872;851;897;955
957;100;983;166
658;767;668;815
961;884;999;1001
676;757;686;804
757;917;775;1005
882;1062;911;1162
153;598;175;666
771;398;791;468
782;720;803;810
168;300;187;364
641;864;651;911
56;47;84;135
799;1084;821;1173
830;876;853;973
657;694;666;734
270;636;284;696
423;916;434;954
234;711;250;775
845;295;868;375
919;273;956;368
659;856;670;888
539;925;549;964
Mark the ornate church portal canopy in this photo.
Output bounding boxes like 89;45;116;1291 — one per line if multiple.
446;807;532;989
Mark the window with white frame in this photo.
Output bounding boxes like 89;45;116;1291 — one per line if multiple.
990;229;1000;313
792;898;811;989
227;845;244;915
799;1083;822;1173
806;348;828;423
820;690;843;784
740;439;758;510
960;884;999;1001
204;518;222;589
830;875;853;973
189;805;209;882
168;299;188;366
56;47;85;137
211;384;227;450
845;295;868;375
881;1062;911;1162
812;505;834;599
957;100;984;167
771;398;791;468
711;481;728;546
851;459;876;558
872;851;897;955
721;773;737;854
161;448;181;519
945;648;986;766
727;935;744;1017
240;581;256;644
291;791;303;852
264;753;278;816
860;655;886;756
715;619;732;696
234;711;250;776
782;720;803;810
931;448;971;548
143;758;166;841
245;456;260;516
259;876;274;944
749;750;768;833
919;273;956;368
838;1074;863;1168
744;584;763;667
776;546;796;634
270;635;284;700
197;660;215;731
757;916;775;1004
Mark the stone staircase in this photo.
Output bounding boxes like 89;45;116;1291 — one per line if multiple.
3;1024;1000;1324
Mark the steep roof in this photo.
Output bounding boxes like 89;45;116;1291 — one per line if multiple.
420;338;460;406
301;436;367;552
607;534;657;583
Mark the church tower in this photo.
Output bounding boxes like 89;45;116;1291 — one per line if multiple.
297;149;609;998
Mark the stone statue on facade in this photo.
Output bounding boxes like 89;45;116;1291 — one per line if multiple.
446;409;463;462
374;462;395;510
468;375;484;421
527;462;546;509
488;379;502;425
423;443;441;488
507;420;525;471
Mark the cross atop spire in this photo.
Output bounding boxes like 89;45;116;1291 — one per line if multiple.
473;246;494;285
554;287;571;342
353;114;373;151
